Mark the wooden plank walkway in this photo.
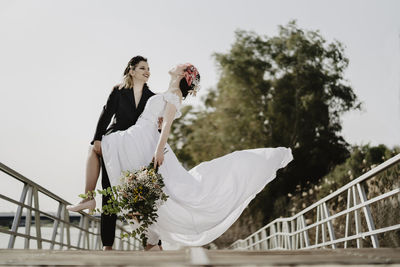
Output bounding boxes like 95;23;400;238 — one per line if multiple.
1;248;400;266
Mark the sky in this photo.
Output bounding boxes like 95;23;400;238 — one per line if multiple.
0;0;399;213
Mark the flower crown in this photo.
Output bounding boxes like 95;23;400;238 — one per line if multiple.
183;63;200;96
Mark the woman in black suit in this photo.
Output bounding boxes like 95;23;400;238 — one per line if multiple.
67;55;160;250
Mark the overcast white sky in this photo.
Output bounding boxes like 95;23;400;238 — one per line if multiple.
1;0;399;213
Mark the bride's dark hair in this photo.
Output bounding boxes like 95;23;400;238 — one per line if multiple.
179;73;201;98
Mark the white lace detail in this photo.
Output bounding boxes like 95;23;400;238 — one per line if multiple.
163;92;182;119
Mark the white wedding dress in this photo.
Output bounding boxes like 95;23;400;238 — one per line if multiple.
101;92;293;246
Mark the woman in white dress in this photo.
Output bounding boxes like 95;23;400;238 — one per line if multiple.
100;63;293;250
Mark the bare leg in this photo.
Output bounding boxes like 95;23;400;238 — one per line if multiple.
81;146;101;203
66;146;100;212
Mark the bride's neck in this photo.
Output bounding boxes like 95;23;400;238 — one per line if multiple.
168;75;181;90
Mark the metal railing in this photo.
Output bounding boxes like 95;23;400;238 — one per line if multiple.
0;162;141;250
230;153;400;250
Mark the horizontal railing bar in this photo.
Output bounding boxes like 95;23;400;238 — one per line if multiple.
240;187;399;246
241;215;400;249
0;193;99;235
1;162;138;250
301;224;400;250
292;153;400;218
288;188;400;236
0;228;82;250
243;223;400;250
0;162;72;205
1;193;136;242
239;154;400;242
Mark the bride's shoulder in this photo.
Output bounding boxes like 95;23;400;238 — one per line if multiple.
163;89;182;103
162;90;182;119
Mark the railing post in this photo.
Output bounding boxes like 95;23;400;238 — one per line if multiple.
291;220;295;249
83;216;90;249
300;215;310;248
254;231;260;250
357;183;379;248
118;227;124;250
315;205;320;247
77;215;84;248
270;224;277;249
295;219;299;249
344;188;351;248
352;186;363;248
59;205;66;249
8;183;29;248
277;222;281;249
89;220;95;250
282;221;290;249
95;221;101;250
260;229;267;250
297;217;303;248
50;203;63;249
320;204;327;248
322;202;336;249
24;186;33;249
64;206;71;249
32;187;42;249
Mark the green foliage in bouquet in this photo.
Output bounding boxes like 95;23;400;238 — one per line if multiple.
79;162;169;247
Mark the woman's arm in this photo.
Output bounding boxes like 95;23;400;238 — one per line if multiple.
153;94;181;168
91;87;119;156
91;87;119;145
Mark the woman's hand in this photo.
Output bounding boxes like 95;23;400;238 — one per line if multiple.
153;148;164;169
93;140;102;156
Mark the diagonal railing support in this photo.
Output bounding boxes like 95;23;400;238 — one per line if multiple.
1;161;141;251
8;183;29;248
230;153;400;251
24;186;33;249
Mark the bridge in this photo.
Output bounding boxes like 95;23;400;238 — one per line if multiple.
1;153;400;266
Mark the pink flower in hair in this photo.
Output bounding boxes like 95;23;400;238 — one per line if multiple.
182;63;200;95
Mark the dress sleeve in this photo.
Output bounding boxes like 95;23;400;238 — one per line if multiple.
91;87;119;144
163;92;182;119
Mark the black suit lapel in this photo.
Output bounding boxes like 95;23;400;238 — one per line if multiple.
136;86;149;114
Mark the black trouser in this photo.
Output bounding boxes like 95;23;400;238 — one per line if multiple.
100;157;162;247
100;157;117;247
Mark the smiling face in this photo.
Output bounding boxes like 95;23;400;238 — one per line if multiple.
130;61;150;83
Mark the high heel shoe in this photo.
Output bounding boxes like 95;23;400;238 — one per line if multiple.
66;199;96;213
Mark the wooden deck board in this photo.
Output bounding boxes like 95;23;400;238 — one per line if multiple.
1;248;400;266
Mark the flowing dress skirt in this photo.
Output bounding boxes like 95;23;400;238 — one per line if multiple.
102;118;293;246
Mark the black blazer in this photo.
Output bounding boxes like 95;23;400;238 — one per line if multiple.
91;84;155;144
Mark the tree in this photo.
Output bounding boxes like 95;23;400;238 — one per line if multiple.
170;21;361;228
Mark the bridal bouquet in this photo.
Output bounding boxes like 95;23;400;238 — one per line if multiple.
80;162;169;247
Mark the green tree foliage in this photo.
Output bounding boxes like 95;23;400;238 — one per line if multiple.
170;21;361;224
